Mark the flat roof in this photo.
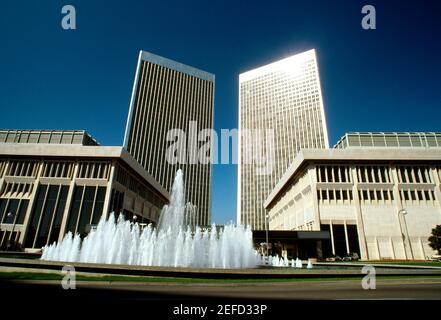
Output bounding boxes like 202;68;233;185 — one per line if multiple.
0;129;99;146
0;143;169;201
140;50;215;82
239;49;316;82
264;147;441;209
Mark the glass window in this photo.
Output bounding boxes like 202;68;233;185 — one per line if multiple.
24;185;47;248
48;185;69;244
423;190;430;201
17;200;29;224
4;199;19;224
91;187;106;225
403;190;410;201
77;186;96;236
342;190;348;200
0;199;7;223
67;186;84;234
35;185;59;248
320;167;326;182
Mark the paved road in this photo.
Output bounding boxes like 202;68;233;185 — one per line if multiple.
2;277;441;300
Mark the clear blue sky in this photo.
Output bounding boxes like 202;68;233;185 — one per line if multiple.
1;0;440;224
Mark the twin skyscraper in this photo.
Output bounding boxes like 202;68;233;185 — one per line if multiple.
124;49;328;230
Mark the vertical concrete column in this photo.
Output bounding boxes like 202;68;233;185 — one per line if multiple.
329;220;335;256
351;165;369;260
344;221;350;254
430;166;441;214
102;161;116;218
0;160;7;197
308;165;321;230
58;162;80;242
390;166;410;260
19;161;44;245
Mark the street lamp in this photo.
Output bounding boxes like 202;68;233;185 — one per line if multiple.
265;214;269;264
398;209;414;260
133;215;137;223
6;212;17;251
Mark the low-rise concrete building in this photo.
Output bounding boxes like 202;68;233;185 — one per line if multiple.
264;133;441;261
0;130;169;251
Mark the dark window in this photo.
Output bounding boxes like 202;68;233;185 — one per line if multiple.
340;167;347;182
0;199;7;223
424;190;431;201
77;186;96;236
24;185;47;248
376;190;382;201
421;169;427;183
3;199;19;224
91;187;106;224
362;190;368;200
373;167;379;183
359;168;366;183
342;190;348;201
48;186;69;244
407;167;414;183
403;190;410;201
399;168;406;183
329;190;335;200
67;186;84;234
17;200;29;224
35;185;59;248
325;167;332;182
380;168;387;183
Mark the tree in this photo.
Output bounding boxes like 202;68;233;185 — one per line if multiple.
428;225;441;255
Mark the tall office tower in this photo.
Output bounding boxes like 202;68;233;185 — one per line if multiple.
238;49;329;230
124;51;214;226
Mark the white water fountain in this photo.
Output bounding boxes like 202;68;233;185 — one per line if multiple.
41;169;261;269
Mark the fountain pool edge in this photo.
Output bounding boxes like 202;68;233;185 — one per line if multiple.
1;258;441;280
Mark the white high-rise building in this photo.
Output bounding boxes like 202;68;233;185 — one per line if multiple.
238;49;329;230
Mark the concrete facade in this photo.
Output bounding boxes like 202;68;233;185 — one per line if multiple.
0;133;169;251
264;139;441;261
